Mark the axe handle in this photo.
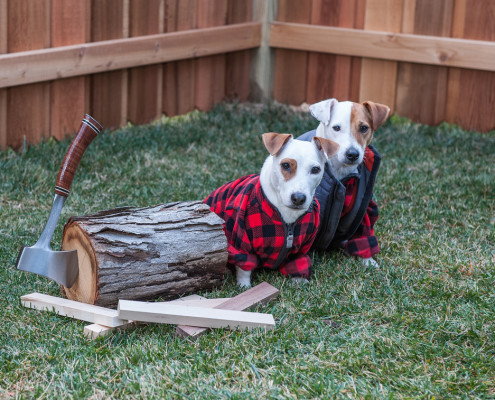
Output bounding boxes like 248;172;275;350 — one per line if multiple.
55;114;102;197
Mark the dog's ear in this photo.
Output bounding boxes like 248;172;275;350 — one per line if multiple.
363;101;390;131
262;133;293;156
313;136;339;158
309;98;338;125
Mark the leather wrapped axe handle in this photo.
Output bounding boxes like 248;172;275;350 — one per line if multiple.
54;114;102;197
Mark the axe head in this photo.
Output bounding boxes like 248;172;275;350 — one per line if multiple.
16;245;79;287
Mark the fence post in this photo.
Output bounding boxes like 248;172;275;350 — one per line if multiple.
250;0;277;102
0;0;6;149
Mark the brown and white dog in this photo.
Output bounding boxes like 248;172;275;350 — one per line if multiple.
309;98;390;268
309;98;390;181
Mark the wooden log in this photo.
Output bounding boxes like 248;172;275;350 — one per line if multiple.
61;201;228;308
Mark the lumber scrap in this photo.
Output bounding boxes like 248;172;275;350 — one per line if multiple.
117;300;275;331
21;292;127;327
61;201;227;307
176;282;279;339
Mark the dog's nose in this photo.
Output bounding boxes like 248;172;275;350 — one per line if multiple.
345;148;360;163
291;192;306;207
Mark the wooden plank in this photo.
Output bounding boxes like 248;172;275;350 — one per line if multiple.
6;0;50;149
225;1;252;101
162;0;179;117
349;0;366;102
359;0;403;108
83;294;230;339
195;0;228;111
395;0;453;125
0;0;6;149
117;300;276;331
21;293;127;327
177;282;279;339
50;0;91;141
0;23;262;89
268;22;495;73
90;0;126;129
127;0;162;125
273;0;312;105
446;0;495;132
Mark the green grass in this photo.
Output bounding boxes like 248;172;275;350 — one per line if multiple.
1;102;494;399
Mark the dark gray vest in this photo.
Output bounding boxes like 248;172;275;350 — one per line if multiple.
297;129;381;250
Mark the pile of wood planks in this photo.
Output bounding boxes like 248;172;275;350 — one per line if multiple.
21;282;279;340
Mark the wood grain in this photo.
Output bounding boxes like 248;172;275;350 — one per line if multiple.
273;0;312;105
118;300;275;330
161;0;179;117
51;0;90;141
359;0;402;109
21;293;127;327
0;0;6;149
176;282;279;339
127;0;162;125
195;0;228;111
6;0;50;149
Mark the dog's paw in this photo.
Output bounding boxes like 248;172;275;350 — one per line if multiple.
362;257;379;269
235;266;252;288
291;277;310;285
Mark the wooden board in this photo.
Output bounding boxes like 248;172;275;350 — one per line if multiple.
359;0;402;109
395;0;453;125
6;0;50;149
194;0;228;111
177;282;279;339
161;0;179;117
446;0;495;132
0;0;7;149
90;0;127;129
118;299;275;331
83;294;230;339
127;0;162;125
273;0;312;105
50;0;90;141
21;293;127;327
225;1;252;101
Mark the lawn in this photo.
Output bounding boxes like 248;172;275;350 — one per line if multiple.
1;102;494;399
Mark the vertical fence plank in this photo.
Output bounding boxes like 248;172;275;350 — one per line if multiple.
359;0;402;109
7;0;51;149
162;0;178;117
273;0;312;105
306;0;356;104
395;0;453;125
51;0;91;141
127;0;162;125
446;0;495;131
348;0;366;102
225;1;253;101
0;0;7;149
195;0;228;111
90;0;126;129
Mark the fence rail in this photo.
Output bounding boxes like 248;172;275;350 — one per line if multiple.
1;0;495;150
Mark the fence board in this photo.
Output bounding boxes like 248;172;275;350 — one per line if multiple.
90;0;127;129
128;0;162;125
195;0;228;111
7;0;50;149
447;0;495;131
359;0;402;109
0;0;6;149
349;0;365;102
51;0;90;141
273;0;312;105
395;0;453;125
161;0;179;117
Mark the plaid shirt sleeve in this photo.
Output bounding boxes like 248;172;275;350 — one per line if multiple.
341;178;380;259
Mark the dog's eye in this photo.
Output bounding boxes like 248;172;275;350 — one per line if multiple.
332;125;341;132
359;125;369;134
281;162;290;171
311;166;321;174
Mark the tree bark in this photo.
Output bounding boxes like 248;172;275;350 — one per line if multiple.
61;201;227;308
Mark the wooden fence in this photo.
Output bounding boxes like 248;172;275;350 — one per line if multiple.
1;0;495;150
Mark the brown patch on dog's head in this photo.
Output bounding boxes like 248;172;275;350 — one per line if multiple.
262;133;293;156
363;101;391;131
313;136;339;158
280;158;297;181
351;101;390;147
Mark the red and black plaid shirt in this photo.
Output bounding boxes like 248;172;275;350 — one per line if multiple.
204;174;320;278
340;147;379;259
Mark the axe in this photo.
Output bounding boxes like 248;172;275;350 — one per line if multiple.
16;114;102;287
